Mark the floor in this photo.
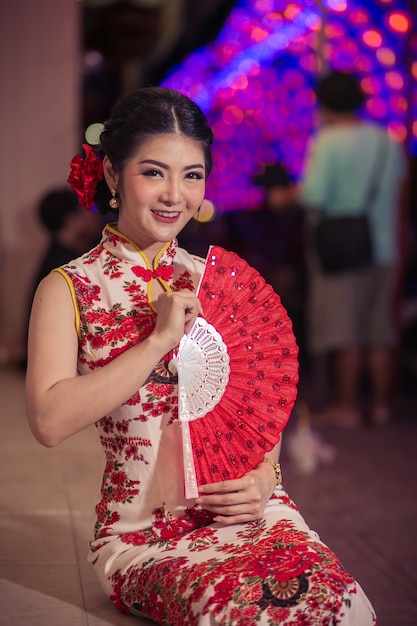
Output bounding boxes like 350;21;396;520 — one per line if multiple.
1;363;417;625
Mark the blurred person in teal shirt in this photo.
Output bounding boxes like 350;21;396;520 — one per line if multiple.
269;71;409;428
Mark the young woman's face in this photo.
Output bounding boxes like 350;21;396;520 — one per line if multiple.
108;133;206;256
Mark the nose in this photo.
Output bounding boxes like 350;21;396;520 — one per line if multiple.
160;177;183;206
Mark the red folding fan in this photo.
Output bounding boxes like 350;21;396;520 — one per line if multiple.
169;245;299;499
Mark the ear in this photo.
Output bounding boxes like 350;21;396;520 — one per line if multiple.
103;156;119;190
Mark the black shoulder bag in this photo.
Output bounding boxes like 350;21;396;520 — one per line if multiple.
315;135;388;274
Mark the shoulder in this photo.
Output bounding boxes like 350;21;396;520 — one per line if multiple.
315;125;348;144
360;121;395;148
30;270;78;329
367;123;409;170
58;242;104;275
310;127;347;158
36;268;76;299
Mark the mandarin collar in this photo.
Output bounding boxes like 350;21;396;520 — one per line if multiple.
101;223;178;271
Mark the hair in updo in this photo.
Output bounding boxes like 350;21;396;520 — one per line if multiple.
95;87;214;215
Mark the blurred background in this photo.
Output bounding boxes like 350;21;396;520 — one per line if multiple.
0;0;416;383
1;2;417;624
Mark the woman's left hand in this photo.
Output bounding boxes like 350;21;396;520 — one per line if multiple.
195;461;277;525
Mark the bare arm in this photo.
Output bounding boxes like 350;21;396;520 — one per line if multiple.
26;271;202;447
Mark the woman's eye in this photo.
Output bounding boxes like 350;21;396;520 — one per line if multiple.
143;169;162;177
186;171;204;180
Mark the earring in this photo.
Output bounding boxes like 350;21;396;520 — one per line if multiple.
109;189;119;209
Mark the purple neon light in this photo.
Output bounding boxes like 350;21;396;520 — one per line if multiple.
162;0;415;213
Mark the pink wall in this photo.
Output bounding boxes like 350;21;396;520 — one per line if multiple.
0;0;80;359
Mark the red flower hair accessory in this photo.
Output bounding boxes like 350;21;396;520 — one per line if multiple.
67;143;104;210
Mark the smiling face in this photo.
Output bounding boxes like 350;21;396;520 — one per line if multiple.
103;132;206;258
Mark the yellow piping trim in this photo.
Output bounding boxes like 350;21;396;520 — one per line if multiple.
107;223;149;263
151;241;172;309
107;224;173;312
153;241;171;268
53;268;81;339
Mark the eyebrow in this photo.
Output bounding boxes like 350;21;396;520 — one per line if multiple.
139;159;205;171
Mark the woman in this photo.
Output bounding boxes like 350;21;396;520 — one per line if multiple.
26;87;376;625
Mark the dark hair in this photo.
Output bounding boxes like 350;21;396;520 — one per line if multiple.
254;162;290;189
38;188;80;233
315;71;365;113
95;87;214;215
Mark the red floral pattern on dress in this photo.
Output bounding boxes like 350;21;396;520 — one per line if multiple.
62;228;375;625
108;518;374;625
103;256;124;279
94;458;140;537
63;230;197;540
172;271;195;291
83;244;103;265
118;505;215;548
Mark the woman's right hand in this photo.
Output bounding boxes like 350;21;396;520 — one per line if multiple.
153;290;204;352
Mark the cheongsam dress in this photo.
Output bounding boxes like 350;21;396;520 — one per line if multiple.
56;224;377;626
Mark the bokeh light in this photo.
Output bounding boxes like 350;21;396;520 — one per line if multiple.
386;71;405;90
387;120;407;142
327;0;347;12
376;47;396;66
161;0;416;214
362;29;383;48
387;11;411;34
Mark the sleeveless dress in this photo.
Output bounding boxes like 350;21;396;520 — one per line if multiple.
57;224;377;625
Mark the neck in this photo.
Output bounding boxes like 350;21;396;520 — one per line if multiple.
320;109;358;126
109;222;172;266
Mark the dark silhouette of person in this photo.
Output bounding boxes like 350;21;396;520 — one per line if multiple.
20;188;101;369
